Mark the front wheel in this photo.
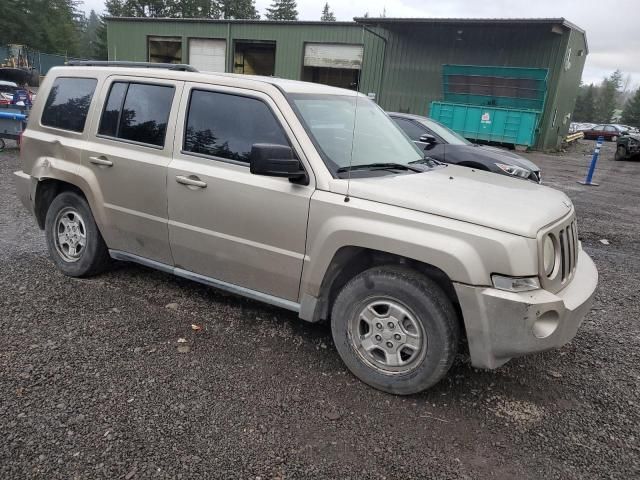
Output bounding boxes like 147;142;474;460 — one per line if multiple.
44;191;110;277
615;145;626;161
331;266;460;395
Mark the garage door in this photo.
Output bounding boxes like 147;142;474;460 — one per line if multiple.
189;39;226;72
304;43;363;70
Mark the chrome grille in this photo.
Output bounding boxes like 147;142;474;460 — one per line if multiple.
539;214;579;292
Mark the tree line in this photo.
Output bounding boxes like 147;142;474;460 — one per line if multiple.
573;70;640;127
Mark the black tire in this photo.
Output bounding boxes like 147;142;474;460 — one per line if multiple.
331;266;459;395
44;191;110;277
614;145;626;161
0;138;5;151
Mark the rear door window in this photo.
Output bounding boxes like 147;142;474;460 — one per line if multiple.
98;81;175;147
183;90;289;164
41;77;97;132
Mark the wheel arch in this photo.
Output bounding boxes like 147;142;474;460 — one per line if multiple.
304;246;464;337
34;178;88;229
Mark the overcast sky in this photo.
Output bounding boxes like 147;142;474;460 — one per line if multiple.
82;0;640;89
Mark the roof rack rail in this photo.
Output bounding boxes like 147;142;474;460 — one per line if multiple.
65;60;199;72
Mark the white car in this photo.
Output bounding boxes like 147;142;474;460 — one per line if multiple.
0;80;18;104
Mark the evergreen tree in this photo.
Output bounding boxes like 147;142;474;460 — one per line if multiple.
595;72;621;124
573;84;596;122
321;3;336;21
219;0;260;19
265;0;298;20
77;10;101;58
94;16;109;59
621;88;640;128
0;0;84;57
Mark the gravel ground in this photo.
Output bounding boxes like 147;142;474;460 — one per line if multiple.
1;140;639;479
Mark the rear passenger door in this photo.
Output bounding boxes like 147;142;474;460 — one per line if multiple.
84;77;183;264
167;83;314;302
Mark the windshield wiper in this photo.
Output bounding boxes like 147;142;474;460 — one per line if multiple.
409;156;445;167
336;162;423;173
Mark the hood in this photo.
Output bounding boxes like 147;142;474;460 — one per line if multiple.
337;165;572;238
462;145;540;171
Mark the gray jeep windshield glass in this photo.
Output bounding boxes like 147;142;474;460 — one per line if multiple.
291;94;424;174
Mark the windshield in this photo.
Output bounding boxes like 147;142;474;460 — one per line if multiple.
424;119;472;146
290;94;424;174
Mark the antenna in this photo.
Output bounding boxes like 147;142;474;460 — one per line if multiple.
345;25;366;203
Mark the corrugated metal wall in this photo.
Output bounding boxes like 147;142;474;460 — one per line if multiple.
370;22;580;149
106;19;585;150
108;20;385;97
543;30;588;149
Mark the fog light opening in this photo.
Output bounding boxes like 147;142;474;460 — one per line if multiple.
533;311;560;339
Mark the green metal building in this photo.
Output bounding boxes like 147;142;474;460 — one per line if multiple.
106;17;587;150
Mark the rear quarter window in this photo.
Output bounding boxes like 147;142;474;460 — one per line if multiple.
41;77;97;132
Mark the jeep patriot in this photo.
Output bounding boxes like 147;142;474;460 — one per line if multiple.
14;62;598;394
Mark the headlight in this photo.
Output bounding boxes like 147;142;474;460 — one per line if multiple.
495;163;531;178
543;234;556;276
492;274;540;292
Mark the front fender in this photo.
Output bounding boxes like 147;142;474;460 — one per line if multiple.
301;190;538;299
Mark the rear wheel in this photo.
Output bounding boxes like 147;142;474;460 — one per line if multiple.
45;191;110;277
331;266;459;395
615;145;626;161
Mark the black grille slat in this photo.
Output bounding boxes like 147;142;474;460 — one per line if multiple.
559;229;567;281
573;221;578;271
566;226;573;274
541;215;578;291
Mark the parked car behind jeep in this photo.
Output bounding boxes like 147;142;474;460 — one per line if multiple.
14;63;598;395
389;112;542;183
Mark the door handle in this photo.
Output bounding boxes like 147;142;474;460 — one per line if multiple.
175;175;207;188
89;156;113;167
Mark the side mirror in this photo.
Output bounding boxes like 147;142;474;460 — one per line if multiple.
249;144;308;185
419;134;437;145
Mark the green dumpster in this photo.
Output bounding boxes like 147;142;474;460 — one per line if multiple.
430;102;541;147
429;65;548;148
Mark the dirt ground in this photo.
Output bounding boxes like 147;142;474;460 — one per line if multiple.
1;140;638;479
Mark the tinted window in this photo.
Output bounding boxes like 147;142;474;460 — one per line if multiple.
392;117;426;141
98;82;127;137
41;77;97;132
98;82;174;147
604;126;617;132
184;90;289;163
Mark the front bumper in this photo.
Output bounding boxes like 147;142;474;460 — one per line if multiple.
454;248;598;369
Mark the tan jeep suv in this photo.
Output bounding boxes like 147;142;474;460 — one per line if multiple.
14;62;598;395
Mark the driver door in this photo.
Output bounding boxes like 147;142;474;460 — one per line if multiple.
167;83;314;302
